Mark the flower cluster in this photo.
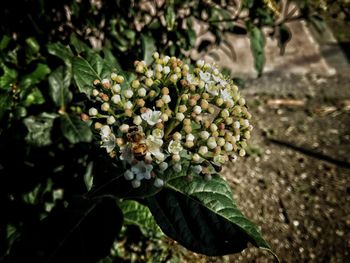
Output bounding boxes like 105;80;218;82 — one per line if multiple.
86;53;252;188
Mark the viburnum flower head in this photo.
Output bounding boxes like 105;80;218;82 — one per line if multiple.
86;53;252;188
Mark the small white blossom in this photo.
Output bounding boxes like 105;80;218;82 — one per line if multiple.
141;109;162;126
124;101;133;110
193;105;202;114
131;179;141;188
100;131;115;153
168;140;183;154
163;66;170;74
133;115;142;125
138;88;147;97
220;88;232;101
100;125;111;137
124;170;134;181
111;95;121;104
89;107;98;116
119;124;129;133
154;178;164;188
159;162;168;171
173;163;182;172
233;121;240;129
132;161;153;180
112;84;121;93
107;116;116;125
199;71;211;83
123;89;134;99
200;131;210;140
224;142;233;152
162;95;171;103
176;112;185;122
198;146;208;155
146;135;163;156
145;70;154;78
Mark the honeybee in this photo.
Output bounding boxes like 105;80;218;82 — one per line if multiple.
127;126;148;160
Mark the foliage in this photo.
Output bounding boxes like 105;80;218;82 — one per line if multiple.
0;0;315;262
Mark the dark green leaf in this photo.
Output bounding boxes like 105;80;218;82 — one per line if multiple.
0;93;12;121
9;196;123;263
20;63;51;90
60;114;92;144
70;33;90;54
165;4;176;31
25;37;40;54
24;113;57;147
0;63;17;90
243;0;255;8
147;174;275;257
120;200;162;237
0;35;11;50
49;66;73;107
248;25;265;76
72;52;113;96
141;34;156;65
47;42;73;67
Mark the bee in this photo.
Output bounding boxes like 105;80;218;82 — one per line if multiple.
126;126;148;160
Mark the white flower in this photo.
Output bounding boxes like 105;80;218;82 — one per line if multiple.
131;161;153;180
107;116;116;125
141;109;162;126
112;84;121;93
138;88;147;97
152;129;164;139
100;125;111;137
111;94;121;104
207;137;217;149
154;178;164;188
196;60;205;68
168;140;183;154
119;124;129;133
162;95;171;103
199;71;211;83
133;115;142;125
145;70;154;78
186;134;195;142
124;170;134;181
198;146;208;155
124;101;133;110
100;132;116;153
163;66;170;74
224;142;233;152
193;105;202;114
212;74;228;86
131;179;141;188
159;162;168;171
146;135;163;156
173;163;182;172
200;131;210;140
123;89;134;99
205;82;219;96
220;88;232;101
176;112;185;122
186;74;198;85
89;107;98;116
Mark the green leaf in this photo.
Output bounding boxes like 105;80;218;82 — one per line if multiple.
60;114;92;144
0;93;12;121
165;4;176;31
24;112;57;147
248;25;265;76
120;200;162;237
72;52;113;96
0;35;11;50
9;196;123;263
0;62;18;90
20;63;51;90
49;66;73;107
147;174;275;257
70;33;90;54
141;34;156;65
25;37;40;54
23;87;45;106
47;42;73;67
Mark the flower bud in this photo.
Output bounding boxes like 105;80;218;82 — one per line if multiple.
224;142;233;152
92;89;99;97
176;112;185;122
124;170;134;181
172;154;181;162
193;105;202;114
138;88;147;97
131;179;141;188
145;78;153;87
123;89;133;99
192;153;201;163
162;95;171;104
89;107;98;116
112;84;121;93
183;125;192;134
154;178;164;188
107;116;116;125
178;105;187;113
119;124;129;133
102;78;111;89
173;163;182;172
131;80;140;89
159;162;168;171
101;102;110;111
173;132;182;141
198;146;208;155
207;137;217;149
133;115;142;125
